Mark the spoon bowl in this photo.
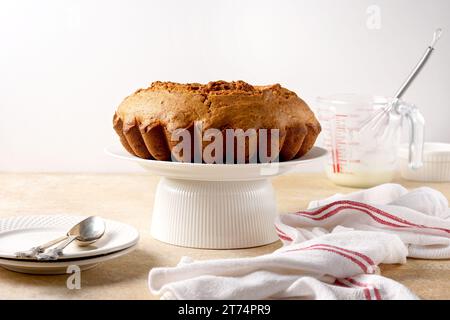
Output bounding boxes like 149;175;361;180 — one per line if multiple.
70;216;106;247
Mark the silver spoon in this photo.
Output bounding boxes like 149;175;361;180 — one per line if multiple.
15;216;106;260
36;216;106;261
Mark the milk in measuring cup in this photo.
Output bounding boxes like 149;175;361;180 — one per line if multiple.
317;94;401;188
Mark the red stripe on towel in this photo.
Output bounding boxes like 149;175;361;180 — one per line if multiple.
297;200;450;234
348;201;450;234
334;279;350;287
297;205;408;229
275;225;293;242
277;232;293;242
345;277;381;300
285;246;370;273
303;243;375;267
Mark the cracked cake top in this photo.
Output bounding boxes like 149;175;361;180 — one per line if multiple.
113;80;321;162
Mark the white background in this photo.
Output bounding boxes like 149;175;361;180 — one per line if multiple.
0;0;449;172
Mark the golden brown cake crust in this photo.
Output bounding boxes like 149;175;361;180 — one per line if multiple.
113;80;321;162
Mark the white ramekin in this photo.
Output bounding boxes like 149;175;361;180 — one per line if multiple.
398;142;450;182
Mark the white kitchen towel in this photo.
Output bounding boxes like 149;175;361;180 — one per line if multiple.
282;183;450;259
149;184;450;300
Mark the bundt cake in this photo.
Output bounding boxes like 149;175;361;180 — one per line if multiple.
113;80;321;163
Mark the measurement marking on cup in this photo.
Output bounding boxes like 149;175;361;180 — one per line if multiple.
335;149;341;173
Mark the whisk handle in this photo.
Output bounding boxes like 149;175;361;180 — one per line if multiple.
395;101;425;169
395;46;434;99
395;28;442;100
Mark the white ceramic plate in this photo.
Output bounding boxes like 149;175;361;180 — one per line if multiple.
0;245;137;275
105;144;327;181
0;215;140;260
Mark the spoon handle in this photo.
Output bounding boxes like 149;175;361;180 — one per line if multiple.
14;235;68;259
36;235;78;261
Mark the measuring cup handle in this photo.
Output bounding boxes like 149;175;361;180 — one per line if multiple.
395;100;425;169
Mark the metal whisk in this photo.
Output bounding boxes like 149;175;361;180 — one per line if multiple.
361;28;443;134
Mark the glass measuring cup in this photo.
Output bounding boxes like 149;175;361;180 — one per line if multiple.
316;94;424;188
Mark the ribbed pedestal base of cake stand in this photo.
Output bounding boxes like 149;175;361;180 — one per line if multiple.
106;145;326;249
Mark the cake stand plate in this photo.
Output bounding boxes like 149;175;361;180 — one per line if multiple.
106;145;326;249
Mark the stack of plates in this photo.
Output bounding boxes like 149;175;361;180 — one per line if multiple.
0;215;139;274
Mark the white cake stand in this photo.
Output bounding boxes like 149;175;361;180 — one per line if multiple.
106;145;326;249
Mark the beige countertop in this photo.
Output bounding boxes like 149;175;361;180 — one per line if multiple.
0;172;449;299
